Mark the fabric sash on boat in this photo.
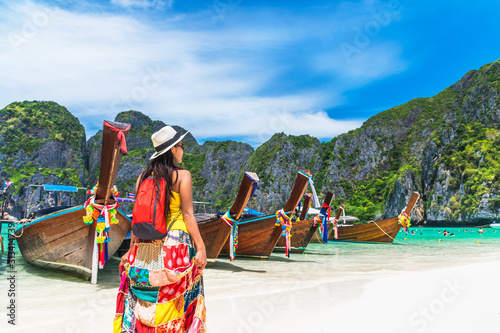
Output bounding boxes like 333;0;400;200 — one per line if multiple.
398;208;411;234
332;205;344;240
313;202;331;243
221;211;240;261
83;182;120;269
105;121;131;155
320;202;331;243
275;209;293;257
298;170;320;208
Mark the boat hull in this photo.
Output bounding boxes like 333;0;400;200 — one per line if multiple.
197;172;259;263
198;217;232;260
327;192;420;243
329;217;401;243
220;216;280;258
15;205;131;280
274;218;315;253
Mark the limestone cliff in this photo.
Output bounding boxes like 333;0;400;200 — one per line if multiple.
0;101;87;217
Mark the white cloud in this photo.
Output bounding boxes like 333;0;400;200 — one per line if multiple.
0;1;368;145
110;0;172;10
317;42;407;84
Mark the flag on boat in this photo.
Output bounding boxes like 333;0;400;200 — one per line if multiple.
127;192;135;199
2;180;13;192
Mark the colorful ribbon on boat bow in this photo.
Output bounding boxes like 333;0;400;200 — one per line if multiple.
105;121;131;155
320;202;331;243
221;211;239;261
275;209;293;257
312;202;332;242
398;209;411;234
332;205;345;240
83;187;120;268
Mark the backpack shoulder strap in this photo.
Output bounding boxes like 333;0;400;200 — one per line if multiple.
165;208;181;235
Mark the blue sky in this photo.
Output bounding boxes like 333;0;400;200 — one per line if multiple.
1;0;499;146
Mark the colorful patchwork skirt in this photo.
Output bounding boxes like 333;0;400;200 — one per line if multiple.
114;230;206;333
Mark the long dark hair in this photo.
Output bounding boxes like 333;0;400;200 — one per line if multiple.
138;150;178;218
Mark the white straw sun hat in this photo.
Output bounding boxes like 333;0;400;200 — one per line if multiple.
150;126;189;160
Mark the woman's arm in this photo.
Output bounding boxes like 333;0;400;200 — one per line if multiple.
178;170;207;270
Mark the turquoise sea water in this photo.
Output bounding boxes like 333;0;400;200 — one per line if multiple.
303;226;500;274
1;225;499;280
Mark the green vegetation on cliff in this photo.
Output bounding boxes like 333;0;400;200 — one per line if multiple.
0;101;86;193
440;122;500;217
0;101;84;155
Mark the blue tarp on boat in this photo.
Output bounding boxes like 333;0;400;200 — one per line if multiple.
243;207;265;216
43;185;79;192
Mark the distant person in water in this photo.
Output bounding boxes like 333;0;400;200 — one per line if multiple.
479;228;484;234
443;229;450;236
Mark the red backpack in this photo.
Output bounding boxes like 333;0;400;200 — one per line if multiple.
132;178;179;240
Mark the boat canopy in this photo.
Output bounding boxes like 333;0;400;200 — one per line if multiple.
243;207;265;216
29;184;86;192
44;185;80;192
306;207;359;222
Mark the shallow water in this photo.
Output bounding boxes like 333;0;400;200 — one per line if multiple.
0;226;499;331
206;227;500;298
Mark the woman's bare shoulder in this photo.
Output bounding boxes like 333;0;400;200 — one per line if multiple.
176;168;192;179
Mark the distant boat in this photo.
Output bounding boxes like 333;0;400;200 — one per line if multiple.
197;172;259;263
490;222;500;229
327;192;420;243
220;170;311;259
15;121;131;281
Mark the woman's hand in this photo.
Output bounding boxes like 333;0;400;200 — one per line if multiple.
120;250;130;267
194;247;207;270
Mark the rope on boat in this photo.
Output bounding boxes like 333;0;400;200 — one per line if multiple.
371;221;408;246
1;219;29;257
10;219;30;238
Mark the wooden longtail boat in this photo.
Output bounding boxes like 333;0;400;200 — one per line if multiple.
274;192;335;253
328;192;420;243
14;121;131;281
220;170;311;259
197;172;259;263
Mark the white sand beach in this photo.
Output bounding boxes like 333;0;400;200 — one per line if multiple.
1;256;499;333
206;260;500;333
